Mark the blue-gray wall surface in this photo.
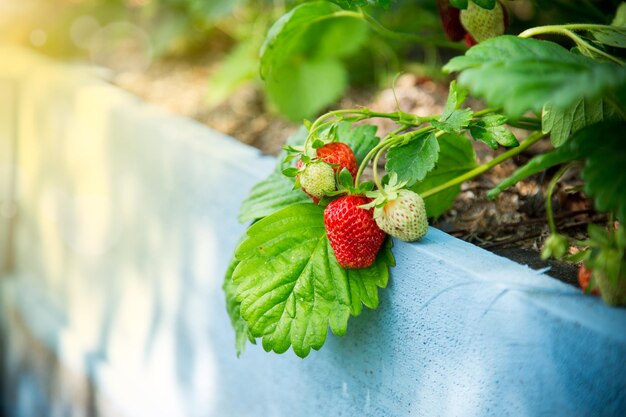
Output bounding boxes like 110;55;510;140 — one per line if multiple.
0;46;625;417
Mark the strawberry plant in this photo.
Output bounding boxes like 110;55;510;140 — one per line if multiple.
225;0;626;357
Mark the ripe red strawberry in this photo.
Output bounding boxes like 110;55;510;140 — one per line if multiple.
460;1;508;43
437;0;466;42
317;142;358;180
578;265;600;296
297;142;358;203
324;195;387;269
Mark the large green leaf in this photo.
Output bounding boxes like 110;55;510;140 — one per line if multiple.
386;131;440;186
570;121;626;222
206;39;259;107
265;60;348;121
411;133;477;218
223;254;256;357
233;203;394;357
444;36;626;118
334;0;391;9
260;1;368;120
238;173;310;223
542;97;616;147
239;128;310;223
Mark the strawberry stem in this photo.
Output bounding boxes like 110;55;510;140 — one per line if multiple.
545;163;578;235
518;25;625;66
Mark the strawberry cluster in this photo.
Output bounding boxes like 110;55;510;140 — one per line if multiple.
294;142;428;269
437;0;508;47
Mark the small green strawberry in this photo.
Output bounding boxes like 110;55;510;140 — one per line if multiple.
375;190;428;242
541;233;569;260
460;1;507;43
362;174;428;242
298;161;335;201
593;269;626;307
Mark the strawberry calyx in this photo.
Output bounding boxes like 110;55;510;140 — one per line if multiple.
359;173;408;218
360;173;429;242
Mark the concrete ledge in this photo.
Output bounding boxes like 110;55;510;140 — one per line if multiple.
1;46;625;417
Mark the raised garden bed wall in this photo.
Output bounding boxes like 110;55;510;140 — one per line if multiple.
0;46;625;417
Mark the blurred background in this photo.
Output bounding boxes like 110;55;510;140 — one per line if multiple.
0;1;623;416
2;0;587;154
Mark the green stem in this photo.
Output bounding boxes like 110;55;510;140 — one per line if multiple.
305;108;432;158
546;164;573;234
421;131;545;199
518;25;625;66
473;108;501;117
372;141;395;191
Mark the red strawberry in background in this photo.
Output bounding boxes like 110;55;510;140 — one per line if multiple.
437;0;466;41
324;195;387;269
317;142;358;180
297;142;358;203
578;265;600;296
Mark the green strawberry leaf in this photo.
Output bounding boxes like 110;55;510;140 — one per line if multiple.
411;133;477;218
223;255;256;357
238;173;310;223
432;80;472;133
469;115;518;149
260;1;368;120
333;0;391;9
233;203;394;357
432;109;473;133
444;36;626;118
470;0;496;10
589;26;626;48
239;128;311;223
613;2;626;27
335;122;380;165
386;131;440;186
542;97;616;147
206;38;259;108
450;0;468;9
265;60;348;122
569;121;626;222
442;80;469;117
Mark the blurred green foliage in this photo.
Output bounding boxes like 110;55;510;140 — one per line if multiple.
4;0;622;122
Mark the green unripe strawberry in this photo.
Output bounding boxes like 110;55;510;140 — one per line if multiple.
541;233;569;260
460;1;506;43
593;268;626;307
298;162;335;200
375;190;428;242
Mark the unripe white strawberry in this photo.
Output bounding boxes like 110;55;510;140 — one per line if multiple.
375;190;428;242
460;1;506;43
299;162;335;200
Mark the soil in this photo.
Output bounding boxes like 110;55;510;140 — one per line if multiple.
113;57;599;286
